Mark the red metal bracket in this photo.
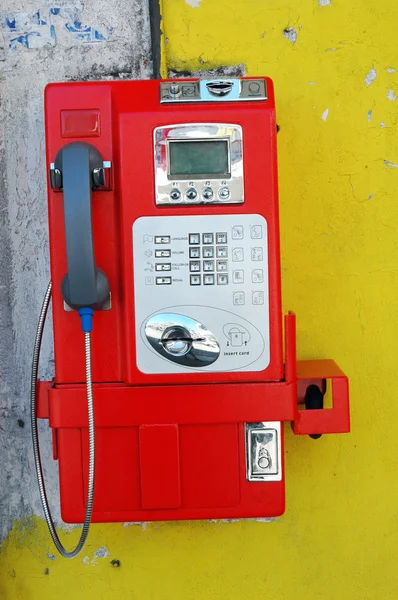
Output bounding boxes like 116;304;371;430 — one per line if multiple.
293;360;350;435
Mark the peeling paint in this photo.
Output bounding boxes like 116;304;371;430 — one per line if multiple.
321;108;329;121
387;89;396;101
365;67;377;87
380;121;386;128
367;110;372;122
283;27;297;44
0;6;114;51
384;160;398;168
185;0;203;7
386;67;395;73
319;0;331;5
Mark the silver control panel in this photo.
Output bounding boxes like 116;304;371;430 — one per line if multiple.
133;214;270;374
154;123;243;206
246;422;282;482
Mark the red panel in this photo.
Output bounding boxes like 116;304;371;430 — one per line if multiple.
139;425;181;509
81;427;141;513
48;381;297;428
60;109;101;137
179;424;240;508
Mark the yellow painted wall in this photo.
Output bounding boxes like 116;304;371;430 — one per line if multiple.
1;0;398;597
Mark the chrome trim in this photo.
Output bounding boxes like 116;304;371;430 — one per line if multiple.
154;123;244;206
246;422;282;482
144;312;220;367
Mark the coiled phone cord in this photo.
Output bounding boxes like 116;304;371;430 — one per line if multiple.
31;281;96;558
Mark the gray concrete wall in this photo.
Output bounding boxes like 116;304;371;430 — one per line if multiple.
0;0;152;541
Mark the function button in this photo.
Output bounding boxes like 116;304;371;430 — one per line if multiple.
232;225;244;240
155;236;171;244
169;188;181;201
250;225;263;239
218;187;230;201
156;277;172;285
189;261;201;272
189;247;201;258
189;233;200;245
155;249;171;258
202;187;214;201
203;233;214;244
155;263;171;271
190;275;201;286
252;291;264;305
186;187;198;201
216;232;227;244
217;260;228;272
203;274;215;285
232;247;244;262
216;246;228;258
217;273;229;285
232;269;244;284
251;247;263;261
203;246;214;258
203;260;215;272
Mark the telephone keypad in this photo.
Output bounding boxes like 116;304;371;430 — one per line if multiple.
217;274;229;285
216;232;228;244
216;246;228;258
217;261;228;272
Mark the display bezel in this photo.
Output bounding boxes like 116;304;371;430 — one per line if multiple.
166;138;231;181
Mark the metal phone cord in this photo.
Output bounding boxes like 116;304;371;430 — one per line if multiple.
30;281;96;558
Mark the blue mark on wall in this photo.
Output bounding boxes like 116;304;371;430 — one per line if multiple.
1;7;113;50
65;19;113;42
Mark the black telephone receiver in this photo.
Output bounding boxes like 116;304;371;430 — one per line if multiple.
51;142;110;310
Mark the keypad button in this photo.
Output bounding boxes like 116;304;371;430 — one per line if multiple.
203;274;215;285
156;277;172;285
155;263;171;271
189;233;200;245
202;187;214;201
189;261;200;272
218;187;230;201
217;274;228;285
217;260;228;272
203;260;214;272
190;275;201;286
203;233;214;244
216;246;228;258
203;246;214;258
216;232;227;244
186;187;198;201
189;247;200;258
169;188;181;201
155;236;170;244
155;249;171;258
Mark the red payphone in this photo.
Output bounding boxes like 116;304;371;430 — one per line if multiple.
32;77;350;558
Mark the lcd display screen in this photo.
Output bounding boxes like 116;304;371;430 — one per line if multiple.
168;140;229;178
